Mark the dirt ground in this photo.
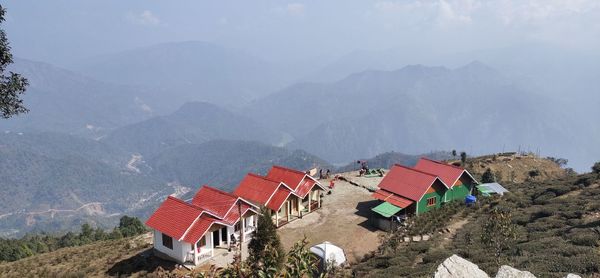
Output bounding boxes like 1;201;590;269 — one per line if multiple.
278;175;386;263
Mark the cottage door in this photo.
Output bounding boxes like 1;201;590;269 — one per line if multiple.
290;198;298;214
212;230;220;247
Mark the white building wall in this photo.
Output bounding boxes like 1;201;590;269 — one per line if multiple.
153;230;192;264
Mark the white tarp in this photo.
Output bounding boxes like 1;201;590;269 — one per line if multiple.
310;241;346;267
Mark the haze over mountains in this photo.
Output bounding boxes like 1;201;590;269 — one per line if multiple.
248;62;594;167
1;39;598;236
77;41;298;108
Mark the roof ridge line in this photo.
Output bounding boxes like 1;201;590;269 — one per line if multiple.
166;195;210;213
247;172;284;184
420;157;465;170
200;184;238;198
272;165;306;175
392;163;438;177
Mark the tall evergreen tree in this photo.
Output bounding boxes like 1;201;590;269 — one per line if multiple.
248;207;285;273
481;168;496;183
460;152;467;165
0;5;28;119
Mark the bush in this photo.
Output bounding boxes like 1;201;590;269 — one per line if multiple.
592;162;600;174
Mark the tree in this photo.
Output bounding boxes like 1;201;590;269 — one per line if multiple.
452;150;457;157
248;207;285;273
547;157;568;168
592;162;600;174
118;216;147;237
481;168;496;183
481;207;517;265
0;5;28;119
460;152;467;165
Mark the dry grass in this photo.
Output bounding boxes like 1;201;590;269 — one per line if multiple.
465;154;567;183
0;233;175;278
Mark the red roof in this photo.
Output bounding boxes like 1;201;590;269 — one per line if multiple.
234;173;283;205
267;186;293;211
146;196;204;240
295;178;317;198
181;214;218;243
191;185;238;218
414;158;471;187
372;189;414;208
147;185;258;244
266;165;306;191
377;164;447;201
222;203;253;225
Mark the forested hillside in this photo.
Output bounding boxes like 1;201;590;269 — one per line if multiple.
103;101;283;156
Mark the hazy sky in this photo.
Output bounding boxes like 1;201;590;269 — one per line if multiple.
4;0;600;66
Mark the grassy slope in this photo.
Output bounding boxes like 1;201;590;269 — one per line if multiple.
352;171;600;277
0;234;169;278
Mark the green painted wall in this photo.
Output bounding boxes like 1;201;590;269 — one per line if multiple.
442;174;475;202
416;181;446;215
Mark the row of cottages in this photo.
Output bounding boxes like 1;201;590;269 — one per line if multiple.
145;186;259;266
234;166;327;227
371;158;478;231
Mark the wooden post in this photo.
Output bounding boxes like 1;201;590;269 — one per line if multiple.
238;201;244;261
193;241;198;265
287;201;290;222
297;196;301;217
318;190;321;208
275;210;279;227
308;192;312;213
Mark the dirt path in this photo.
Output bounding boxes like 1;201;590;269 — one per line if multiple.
440;217;470;248
278;177;384;263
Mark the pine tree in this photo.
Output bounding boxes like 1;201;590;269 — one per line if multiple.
481;168;496;183
248;207;285;273
0;5;28;119
460;152;467;165
592;162;600;174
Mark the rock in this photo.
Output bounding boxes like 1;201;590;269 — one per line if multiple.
495;265;536;278
434;255;489;278
564;274;581;278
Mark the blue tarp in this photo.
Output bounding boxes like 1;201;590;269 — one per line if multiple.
465;195;477;204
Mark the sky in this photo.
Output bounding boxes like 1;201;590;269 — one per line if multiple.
3;0;600;66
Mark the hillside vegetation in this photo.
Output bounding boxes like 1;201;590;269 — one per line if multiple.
0;132;329;236
352;165;600;277
463;153;568;183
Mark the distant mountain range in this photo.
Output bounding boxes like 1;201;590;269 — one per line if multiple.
246;62;593;167
76;41;295;108
148;140;331;193
103;101;284;156
1;58;161;137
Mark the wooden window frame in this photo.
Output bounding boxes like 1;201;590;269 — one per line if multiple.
162;233;173;250
427;196;436;207
196;236;206;250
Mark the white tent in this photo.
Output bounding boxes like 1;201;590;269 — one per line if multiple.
310;241;346;267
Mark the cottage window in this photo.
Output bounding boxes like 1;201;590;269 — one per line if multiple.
235;222;241;232
196;236;206;250
427;197;436;207
162;233;173;250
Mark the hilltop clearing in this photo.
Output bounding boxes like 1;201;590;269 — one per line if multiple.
462;153;568;183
